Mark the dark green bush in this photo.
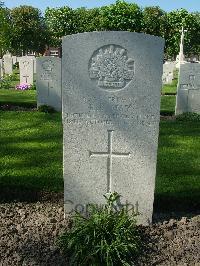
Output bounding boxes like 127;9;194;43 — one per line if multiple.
176;112;200;122
29;84;36;90
13;62;19;69
0;75;12;89
38;105;56;113
58;192;141;266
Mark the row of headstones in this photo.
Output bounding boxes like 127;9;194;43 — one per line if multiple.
161;59;200;114
0;54;36;85
162;58;200;86
2;32;199;226
160;59;200;114
36;57;200;115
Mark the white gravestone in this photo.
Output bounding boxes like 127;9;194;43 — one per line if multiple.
19;57;34;85
36;57;61;111
0;59;4;78
162;62;176;84
12;56;17;65
176;63;200;114
27;56;36;73
3;55;13;75
62;31;164;225
16;57;21;63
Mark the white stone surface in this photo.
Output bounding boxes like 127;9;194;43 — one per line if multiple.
62;31;164;225
19;57;34;85
16;57;21;62
27;56;36;73
3;55;13;75
36;57;61;111
12;56;17;64
176;62;200;114
0;59;4;77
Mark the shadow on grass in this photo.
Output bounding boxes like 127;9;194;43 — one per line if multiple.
0;89;36;108
160;95;176;115
0;111;63;203
0;101;36;108
154;121;200;212
154;192;200;212
1;113;200;215
0;184;63;203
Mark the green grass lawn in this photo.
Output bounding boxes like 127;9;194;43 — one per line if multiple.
162;83;177;94
160;95;176;115
0;89;176;115
0;88;199;212
0;89;36;107
155;120;200;211
0;111;199;212
0;111;63;198
161;69;178;95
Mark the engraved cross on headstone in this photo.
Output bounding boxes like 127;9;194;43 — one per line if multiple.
89;130;131;193
44;79;51;96
41;74;53;96
23;74;29;83
22;61;30;83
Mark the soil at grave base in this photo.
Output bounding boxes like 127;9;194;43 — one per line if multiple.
0;201;199;266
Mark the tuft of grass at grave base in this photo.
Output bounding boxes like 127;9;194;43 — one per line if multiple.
155;120;200;211
58;192;141;266
0;89;37;107
0;111;63;201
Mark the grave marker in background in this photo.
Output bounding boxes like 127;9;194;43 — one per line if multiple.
27;56;36;73
0;59;4;77
3;54;13;75
12;56;17;65
62;31;164;225
162;61;176;84
19;57;34;85
176;63;200;114
36;57;61;111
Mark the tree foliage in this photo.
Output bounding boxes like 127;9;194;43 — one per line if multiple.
0;4;12;54
10;5;48;54
99;0;143;31
45;6;75;46
165;9;200;58
0;1;200;58
142;6;166;37
73;7;102;33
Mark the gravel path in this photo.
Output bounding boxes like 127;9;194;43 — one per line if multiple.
0;201;199;266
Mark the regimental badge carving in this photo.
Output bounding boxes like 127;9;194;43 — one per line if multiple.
41;59;55;81
22;61;29;69
89;44;134;91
